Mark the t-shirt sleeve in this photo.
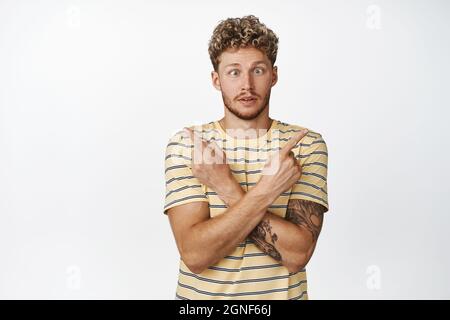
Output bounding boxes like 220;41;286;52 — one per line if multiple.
289;132;329;212
163;130;209;215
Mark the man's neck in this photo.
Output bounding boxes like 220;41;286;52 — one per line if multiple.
219;115;273;139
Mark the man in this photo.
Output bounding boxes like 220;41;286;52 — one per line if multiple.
163;15;329;300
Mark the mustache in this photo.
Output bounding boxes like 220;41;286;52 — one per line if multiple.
236;94;258;100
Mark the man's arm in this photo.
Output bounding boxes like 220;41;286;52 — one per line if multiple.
167;180;271;274
219;183;327;274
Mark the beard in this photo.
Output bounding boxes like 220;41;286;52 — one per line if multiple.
222;90;271;121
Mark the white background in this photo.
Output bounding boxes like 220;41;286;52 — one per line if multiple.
1;0;449;299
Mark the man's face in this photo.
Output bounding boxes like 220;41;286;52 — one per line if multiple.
211;47;278;120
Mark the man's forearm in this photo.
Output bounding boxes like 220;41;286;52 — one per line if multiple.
218;182;319;273
249;210;316;273
184;183;270;274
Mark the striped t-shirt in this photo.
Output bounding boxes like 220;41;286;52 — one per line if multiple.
163;118;329;300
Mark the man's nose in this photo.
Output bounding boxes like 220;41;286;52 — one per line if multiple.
241;71;254;91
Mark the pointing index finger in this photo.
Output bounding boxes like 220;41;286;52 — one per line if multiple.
183;127;204;164
183;127;204;146
281;129;309;155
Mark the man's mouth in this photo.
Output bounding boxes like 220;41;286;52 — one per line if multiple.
238;96;257;104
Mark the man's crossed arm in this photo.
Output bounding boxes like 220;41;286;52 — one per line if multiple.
166;127;326;274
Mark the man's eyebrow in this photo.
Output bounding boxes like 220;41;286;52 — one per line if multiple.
224;60;269;68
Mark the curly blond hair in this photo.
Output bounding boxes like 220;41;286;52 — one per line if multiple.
208;15;279;72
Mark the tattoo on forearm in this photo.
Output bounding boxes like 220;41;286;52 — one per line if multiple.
249;219;282;261
247;201;325;262
285;199;326;242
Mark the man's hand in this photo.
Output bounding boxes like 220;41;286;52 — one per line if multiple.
183;127;244;205
254;129;309;203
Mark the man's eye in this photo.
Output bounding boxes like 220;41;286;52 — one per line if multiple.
254;67;265;75
229;69;239;76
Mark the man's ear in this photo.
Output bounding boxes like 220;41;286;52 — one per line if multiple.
211;71;221;91
271;66;278;87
